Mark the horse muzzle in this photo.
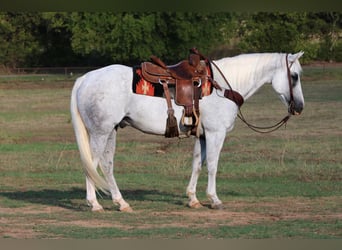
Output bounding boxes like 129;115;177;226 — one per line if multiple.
288;100;303;115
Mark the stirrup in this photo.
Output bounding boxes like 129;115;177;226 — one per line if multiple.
182;115;193;126
181;109;194;126
181;109;199;127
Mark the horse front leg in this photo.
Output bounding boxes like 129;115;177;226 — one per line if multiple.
186;136;206;208
205;131;226;209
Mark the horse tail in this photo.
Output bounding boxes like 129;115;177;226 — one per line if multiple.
70;76;110;194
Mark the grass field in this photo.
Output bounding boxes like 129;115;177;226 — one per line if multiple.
0;65;341;239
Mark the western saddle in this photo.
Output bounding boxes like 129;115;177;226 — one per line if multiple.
141;48;211;137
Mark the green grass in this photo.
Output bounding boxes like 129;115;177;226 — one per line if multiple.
24;213;342;239
302;65;342;82
0;74;78;83
0;65;341;239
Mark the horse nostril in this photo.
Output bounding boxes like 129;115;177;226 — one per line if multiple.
289;101;304;115
289;101;295;114
294;103;304;115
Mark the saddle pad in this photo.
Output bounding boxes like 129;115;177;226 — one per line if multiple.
132;65;213;98
132;66;164;97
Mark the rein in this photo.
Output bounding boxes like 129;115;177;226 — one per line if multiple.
210;54;294;134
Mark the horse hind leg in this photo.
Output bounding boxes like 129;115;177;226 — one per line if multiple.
99;129;132;212
84;148;105;211
84;131;111;211
86;175;104;212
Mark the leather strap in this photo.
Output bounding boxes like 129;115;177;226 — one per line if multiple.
285;54;295;114
161;81;174;115
224;89;244;108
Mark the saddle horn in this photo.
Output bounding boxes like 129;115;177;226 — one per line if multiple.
150;55;167;69
190;47;207;61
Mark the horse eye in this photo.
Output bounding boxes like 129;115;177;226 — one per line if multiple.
291;73;299;82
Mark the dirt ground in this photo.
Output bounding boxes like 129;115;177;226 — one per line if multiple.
1;191;341;239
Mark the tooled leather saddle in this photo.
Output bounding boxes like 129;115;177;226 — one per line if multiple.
141;48;211;137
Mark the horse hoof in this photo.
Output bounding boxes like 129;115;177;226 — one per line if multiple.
120;206;133;213
211;203;224;210
188;202;203;209
92;207;105;212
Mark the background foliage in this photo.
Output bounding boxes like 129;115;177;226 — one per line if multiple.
0;12;341;68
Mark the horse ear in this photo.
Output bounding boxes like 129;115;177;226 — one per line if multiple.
289;51;304;63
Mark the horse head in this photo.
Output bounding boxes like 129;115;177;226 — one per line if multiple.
271;52;305;115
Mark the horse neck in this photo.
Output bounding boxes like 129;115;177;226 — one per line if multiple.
213;53;284;100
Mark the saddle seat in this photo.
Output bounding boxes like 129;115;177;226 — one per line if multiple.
141;54;206;83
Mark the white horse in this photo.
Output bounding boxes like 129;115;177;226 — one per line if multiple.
70;52;304;212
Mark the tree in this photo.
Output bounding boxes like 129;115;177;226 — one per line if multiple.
0;12;41;68
38;12;81;66
235;12;342;62
68;12;166;65
312;12;342;62
237;12;304;53
0;12;341;68
157;12;232;63
67;12;232;65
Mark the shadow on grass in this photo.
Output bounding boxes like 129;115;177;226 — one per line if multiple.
0;188;185;211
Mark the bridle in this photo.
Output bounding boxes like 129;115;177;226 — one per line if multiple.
286;54;296;115
190;48;296;133
210;53;295;133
